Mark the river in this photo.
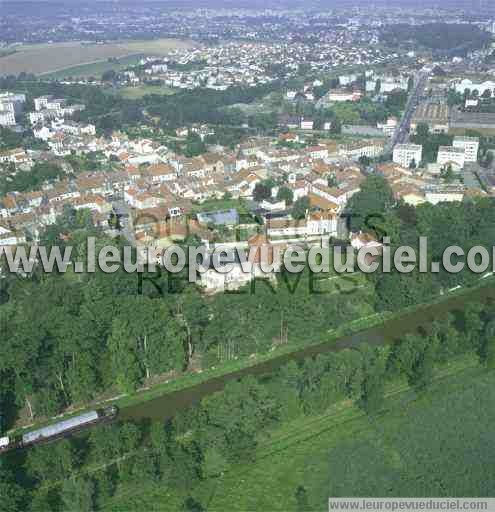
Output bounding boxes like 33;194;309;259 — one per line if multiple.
119;283;495;423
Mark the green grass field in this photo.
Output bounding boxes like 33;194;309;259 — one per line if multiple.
104;359;495;511
118;85;176;99
43;55;143;80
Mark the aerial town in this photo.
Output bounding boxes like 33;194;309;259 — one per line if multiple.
2;1;495;511
2;28;495;290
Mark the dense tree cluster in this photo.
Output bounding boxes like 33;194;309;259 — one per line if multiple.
143;81;283;129
347;174;495;310
3;296;495;511
382;23;492;56
0;161;65;195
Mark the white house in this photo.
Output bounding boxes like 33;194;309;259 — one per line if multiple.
300;118;314;130
124;188;164;209
0;148;31;166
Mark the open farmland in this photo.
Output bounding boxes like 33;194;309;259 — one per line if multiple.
43;55;143;80
0;39;197;76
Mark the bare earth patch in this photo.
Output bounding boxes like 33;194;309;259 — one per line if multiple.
0;39;198;76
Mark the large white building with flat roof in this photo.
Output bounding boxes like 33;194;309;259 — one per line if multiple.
393;144;423;168
453;136;479;163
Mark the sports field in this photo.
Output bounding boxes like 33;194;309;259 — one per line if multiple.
0;39;197;76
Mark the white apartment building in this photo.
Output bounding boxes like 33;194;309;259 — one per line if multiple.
340;140;384;161
34;96;53;111
437;146;465;169
29;111;46;125
393;144;423;168
452;136;479;163
45;99;66;112
0;92;26;114
0;101;15;113
0;109;16;126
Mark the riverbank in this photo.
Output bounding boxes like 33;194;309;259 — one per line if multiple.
8;276;495;436
119;274;495;420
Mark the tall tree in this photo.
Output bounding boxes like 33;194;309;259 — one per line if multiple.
346;175;395;232
0;462;24;512
60;477;95;512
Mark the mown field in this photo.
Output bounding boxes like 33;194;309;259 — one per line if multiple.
0;39;196;76
117;85;176;99
105;361;495;511
43;55;143;80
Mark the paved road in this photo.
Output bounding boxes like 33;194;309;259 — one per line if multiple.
385;71;429;154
